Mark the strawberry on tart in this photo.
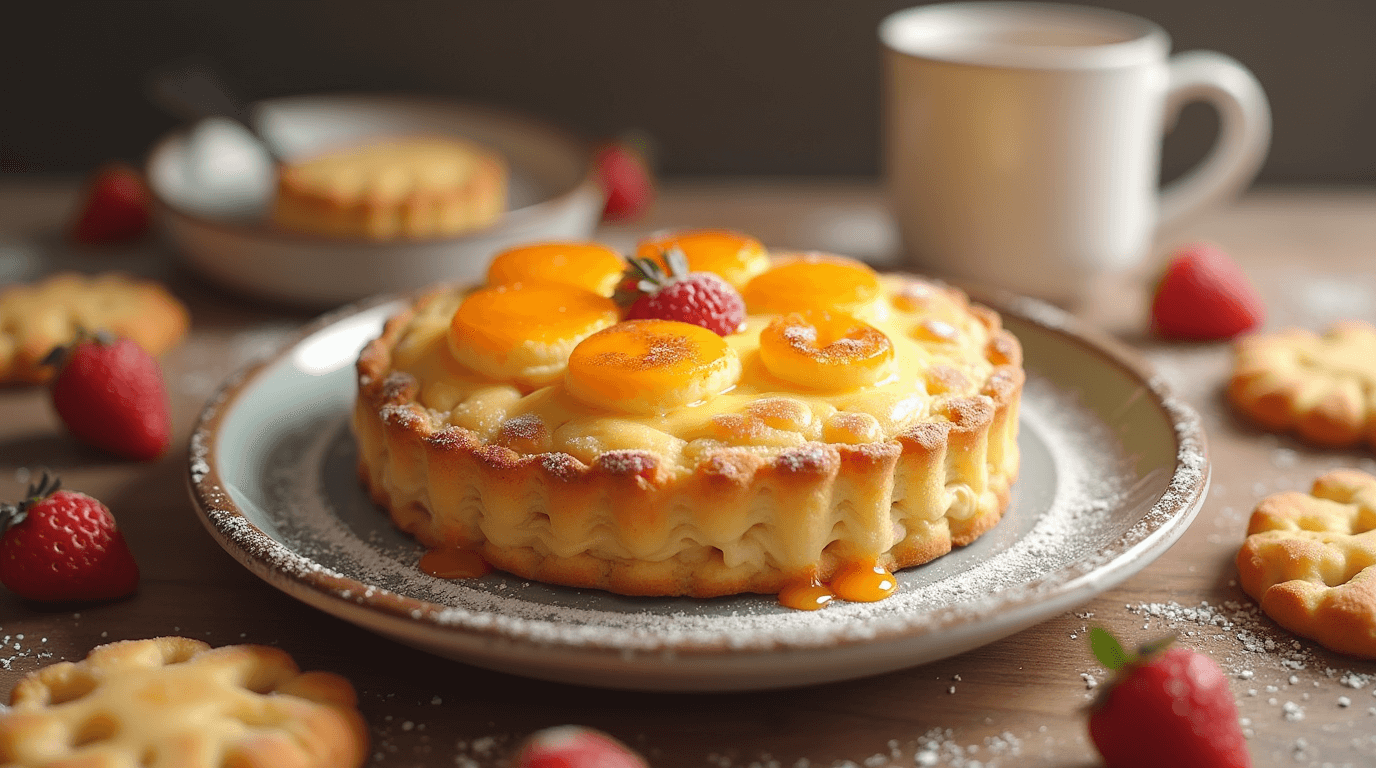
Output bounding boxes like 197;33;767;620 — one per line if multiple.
353;230;1023;609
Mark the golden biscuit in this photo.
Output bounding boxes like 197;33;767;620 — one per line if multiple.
0;272;189;384
1237;469;1376;658
272;136;507;240
0;636;367;768
1228;321;1376;448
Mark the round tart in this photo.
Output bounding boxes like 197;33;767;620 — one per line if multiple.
271;136;507;240
353;235;1024;605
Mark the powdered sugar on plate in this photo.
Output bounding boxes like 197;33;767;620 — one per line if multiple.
188;301;1208;689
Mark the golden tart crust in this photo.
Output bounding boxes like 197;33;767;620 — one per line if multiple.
353;270;1023;599
272;136;507;240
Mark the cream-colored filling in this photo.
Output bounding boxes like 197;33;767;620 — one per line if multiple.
389;276;997;469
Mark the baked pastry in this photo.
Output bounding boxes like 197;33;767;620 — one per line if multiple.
0;636;368;767
353;232;1023;606
0;272;189;384
1228;321;1376;448
271;136;507;240
1237;469;1376;658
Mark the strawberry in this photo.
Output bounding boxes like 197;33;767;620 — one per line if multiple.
47;332;172;461
1150;243;1264;340
596;143;655;222
70;163;154;245
1088;628;1251;768
0;473;139;602
615;247;746;335
514;726;648;768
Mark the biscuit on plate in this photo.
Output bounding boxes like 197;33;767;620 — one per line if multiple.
1227;321;1376;449
0;636;368;768
272;136;508;241
0;272;189;384
1237;469;1376;658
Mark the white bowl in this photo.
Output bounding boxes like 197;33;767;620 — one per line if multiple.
146;94;604;307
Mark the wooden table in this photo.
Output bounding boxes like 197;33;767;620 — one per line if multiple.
2;180;1375;767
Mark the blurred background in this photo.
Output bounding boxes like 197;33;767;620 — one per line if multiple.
5;0;1374;184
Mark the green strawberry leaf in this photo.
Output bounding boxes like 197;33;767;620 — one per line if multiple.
1090;627;1129;671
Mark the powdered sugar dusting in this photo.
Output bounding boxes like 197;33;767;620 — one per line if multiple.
186;296;1206;686
194;369;1203;688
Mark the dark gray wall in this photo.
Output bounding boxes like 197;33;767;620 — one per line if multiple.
5;1;1374;183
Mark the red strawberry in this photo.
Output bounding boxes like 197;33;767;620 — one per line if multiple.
1151;244;1264;340
48;333;172;461
0;473;139;602
1088;628;1251;768
514;726;648;768
616;247;746;335
70;163;154;245
596;143;655;222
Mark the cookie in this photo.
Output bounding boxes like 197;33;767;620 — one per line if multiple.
0;272;190;384
0;636;368;768
1237;469;1376;658
1227;321;1376;448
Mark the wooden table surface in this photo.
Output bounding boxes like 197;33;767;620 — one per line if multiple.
2;179;1375;768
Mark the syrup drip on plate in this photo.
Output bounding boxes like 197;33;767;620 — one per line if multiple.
778;579;834;611
419;547;492;579
777;562;897;610
831;563;897;602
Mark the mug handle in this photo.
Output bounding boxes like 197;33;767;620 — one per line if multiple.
1157;51;1271;231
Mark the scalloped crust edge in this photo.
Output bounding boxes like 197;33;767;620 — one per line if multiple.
353;287;1024;598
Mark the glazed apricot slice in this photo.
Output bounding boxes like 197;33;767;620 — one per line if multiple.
486;241;626;296
566;319;741;415
636;229;771;289
742;254;882;316
449;283;619;386
759;310;895;390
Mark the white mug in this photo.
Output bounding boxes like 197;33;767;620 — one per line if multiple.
880;2;1270;304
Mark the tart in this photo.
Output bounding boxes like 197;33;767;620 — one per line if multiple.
353;232;1023;606
271;136;507;240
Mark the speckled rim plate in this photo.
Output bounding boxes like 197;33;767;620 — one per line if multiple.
187;289;1209;692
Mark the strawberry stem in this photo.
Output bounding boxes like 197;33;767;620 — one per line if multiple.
663;245;690;279
0;502;22;535
28;471;61;502
0;471;59;535
40;344;68;369
1090;627;1178;672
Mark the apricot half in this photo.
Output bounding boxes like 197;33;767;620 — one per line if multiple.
742;254;882;316
449;283;618;386
565;319;741;415
486;242;627;296
759;310;895;390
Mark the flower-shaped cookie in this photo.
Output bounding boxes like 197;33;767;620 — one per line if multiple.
0;637;367;768
1237;469;1376;658
1228;320;1376;449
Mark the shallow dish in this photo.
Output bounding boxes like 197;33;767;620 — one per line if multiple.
188;291;1208;692
147;94;603;307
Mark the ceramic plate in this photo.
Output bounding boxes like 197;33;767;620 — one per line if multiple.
147;95;604;307
188;294;1208;692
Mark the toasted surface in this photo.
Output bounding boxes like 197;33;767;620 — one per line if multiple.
272;136;507;240
1228;321;1376;449
0;636;368;768
354;244;1023;601
0;272;189;384
1237;469;1376;658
